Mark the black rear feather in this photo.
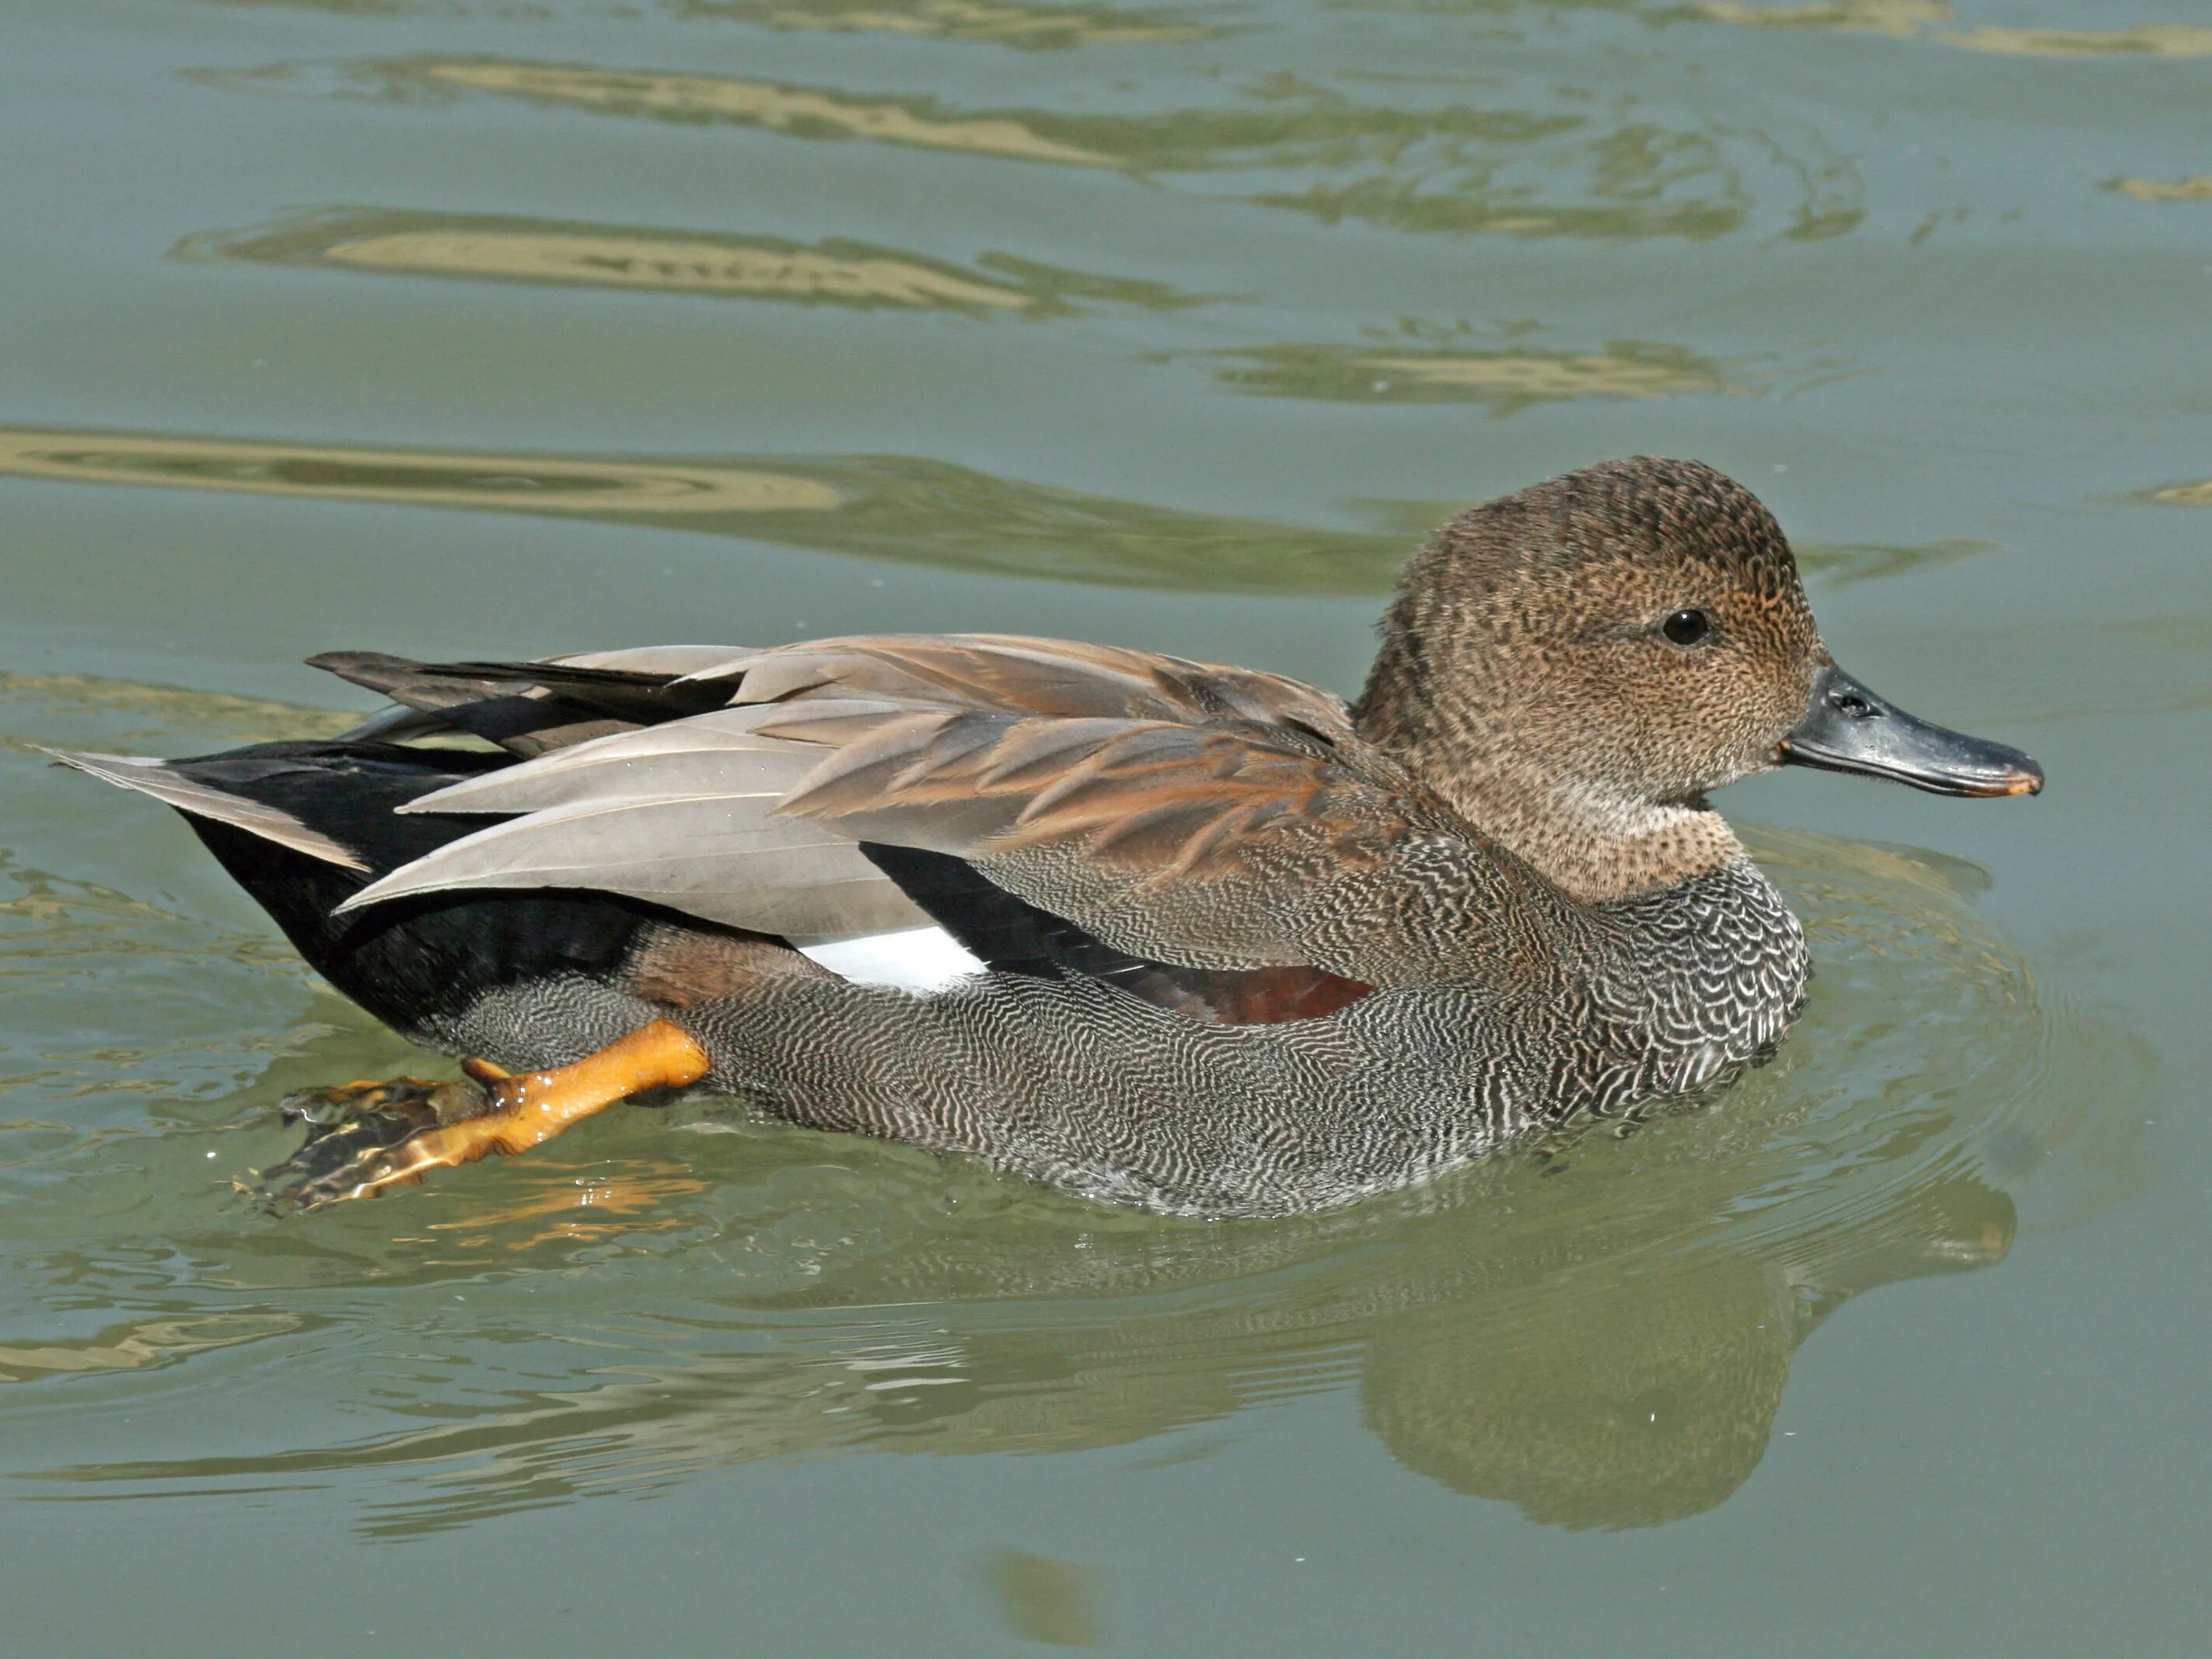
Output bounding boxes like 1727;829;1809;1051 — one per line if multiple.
309;652;729;755
166;741;677;1037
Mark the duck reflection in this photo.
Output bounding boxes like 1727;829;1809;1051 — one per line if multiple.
685;1161;2014;1536
1356;1172;2011;1528
160;1107;2013;1539
28;833;2074;1538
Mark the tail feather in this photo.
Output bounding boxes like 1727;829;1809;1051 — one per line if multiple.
44;739;676;1043
38;748;370;871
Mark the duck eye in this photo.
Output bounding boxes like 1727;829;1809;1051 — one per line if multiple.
1662;609;1711;647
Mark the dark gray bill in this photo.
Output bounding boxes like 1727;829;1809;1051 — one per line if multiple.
1779;663;2043;798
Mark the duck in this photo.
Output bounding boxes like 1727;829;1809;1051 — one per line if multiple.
47;457;2042;1217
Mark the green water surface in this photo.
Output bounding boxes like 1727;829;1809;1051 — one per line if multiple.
2;0;2207;1652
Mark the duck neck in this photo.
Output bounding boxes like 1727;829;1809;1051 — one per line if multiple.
1434;767;1744;904
1356;666;1742;904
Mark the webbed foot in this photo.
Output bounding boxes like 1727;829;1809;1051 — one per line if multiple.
246;1022;711;1214
251;1071;500;1213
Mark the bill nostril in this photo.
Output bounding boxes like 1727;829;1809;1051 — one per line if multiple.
1829;692;1875;718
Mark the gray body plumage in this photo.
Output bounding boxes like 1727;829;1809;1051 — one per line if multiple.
419;857;1806;1217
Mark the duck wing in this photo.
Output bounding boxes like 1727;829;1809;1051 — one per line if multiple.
337;635;1482;986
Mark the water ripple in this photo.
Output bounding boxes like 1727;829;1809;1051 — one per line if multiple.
176;206;1211;314
193;52;1864;243
675;0;1214;47
1703;2;2212;58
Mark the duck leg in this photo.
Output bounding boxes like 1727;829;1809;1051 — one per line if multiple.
252;1019;712;1213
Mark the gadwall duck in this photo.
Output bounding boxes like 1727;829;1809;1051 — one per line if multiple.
50;458;2041;1215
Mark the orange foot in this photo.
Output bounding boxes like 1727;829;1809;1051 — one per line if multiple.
251;1020;711;1214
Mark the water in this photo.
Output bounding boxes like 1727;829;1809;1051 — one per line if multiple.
2;1;2206;1651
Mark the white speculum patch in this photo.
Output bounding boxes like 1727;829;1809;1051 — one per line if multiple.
795;927;988;994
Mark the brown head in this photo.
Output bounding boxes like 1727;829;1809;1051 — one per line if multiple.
1358;457;2040;901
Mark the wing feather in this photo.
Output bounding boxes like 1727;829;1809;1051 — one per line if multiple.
328;632;1454;976
394;710;839;816
337;794;929;938
551;644;753;678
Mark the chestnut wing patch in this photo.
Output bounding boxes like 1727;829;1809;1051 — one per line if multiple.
767;706;1414;881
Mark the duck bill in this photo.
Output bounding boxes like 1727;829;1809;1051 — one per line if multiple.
1779;664;2043;798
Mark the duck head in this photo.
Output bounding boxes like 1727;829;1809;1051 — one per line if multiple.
1356;456;2040;902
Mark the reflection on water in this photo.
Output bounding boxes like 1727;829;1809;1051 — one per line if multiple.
0;839;313;1118
400;1166;717;1255
1699;0;1948;33
980;1550;1105;1647
2112;176;2212;202
0;670;358;746
680;0;1210;47
202;54;1860;243
189;215;1032;312
201;0;1200;30
205;0;2212;61
0;427;2003;596
0;1311;301;1384
0;426;1404;593
0;428;840;515
1193;338;1734;410
1702;2;2212;57
414;58;1115;166
177;208;1204;314
0;818;2137;1537
1945;23;2212;58
194;0;411;12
